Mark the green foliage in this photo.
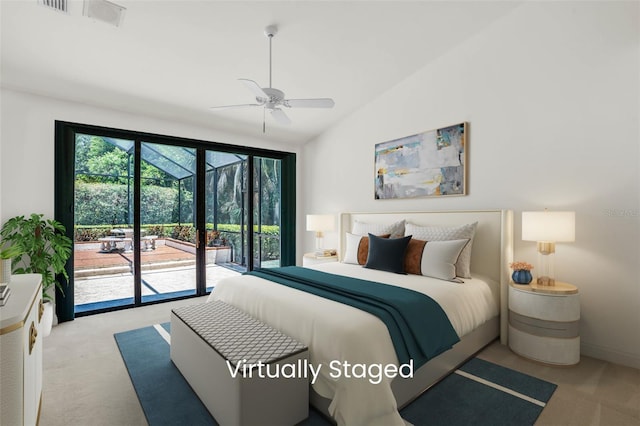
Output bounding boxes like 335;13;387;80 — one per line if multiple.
75;182;131;225
0;244;24;260
1;214;73;301
75;135;175;187
141;163;170;186
74;223;175;241
212;224;279;235
212;162;245;225
216;224;280;262
74;227;109;242
86;149;129;180
143;184;192;224
72;135;283;264
171;225;195;243
74;182;189;226
145;224;166;237
257;158;281;226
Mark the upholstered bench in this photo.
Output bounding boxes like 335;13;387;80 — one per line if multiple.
170;301;309;426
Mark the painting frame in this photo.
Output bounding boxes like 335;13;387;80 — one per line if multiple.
374;122;468;200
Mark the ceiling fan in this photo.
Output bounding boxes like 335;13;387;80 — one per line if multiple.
210;25;335;132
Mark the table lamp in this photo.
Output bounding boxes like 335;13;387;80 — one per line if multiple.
522;210;575;286
306;214;335;252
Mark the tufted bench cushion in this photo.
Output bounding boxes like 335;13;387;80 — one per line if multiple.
170;300;309;426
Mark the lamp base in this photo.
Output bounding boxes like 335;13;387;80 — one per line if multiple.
536;245;556;287
537;276;556;286
315;232;324;251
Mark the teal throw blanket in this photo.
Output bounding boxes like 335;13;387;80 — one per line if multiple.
246;266;460;369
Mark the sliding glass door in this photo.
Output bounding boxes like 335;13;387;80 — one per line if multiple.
73;134;136;312
204;151;249;290
139;142;197;302
56;121;296;321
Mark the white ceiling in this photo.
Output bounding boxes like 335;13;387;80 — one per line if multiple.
1;1;519;144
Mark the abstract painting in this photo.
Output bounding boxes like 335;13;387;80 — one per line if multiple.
375;122;467;199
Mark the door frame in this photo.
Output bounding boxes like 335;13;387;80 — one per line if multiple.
54;121;296;322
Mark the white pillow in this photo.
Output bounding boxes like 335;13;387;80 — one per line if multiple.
419;240;469;282
352;219;405;238
404;222;477;278
343;233;369;265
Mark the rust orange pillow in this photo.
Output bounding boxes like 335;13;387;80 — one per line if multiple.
404;238;427;275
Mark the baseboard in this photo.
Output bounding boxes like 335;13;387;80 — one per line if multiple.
581;342;640;370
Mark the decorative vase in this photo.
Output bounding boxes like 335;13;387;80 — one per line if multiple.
0;258;11;284
512;269;533;284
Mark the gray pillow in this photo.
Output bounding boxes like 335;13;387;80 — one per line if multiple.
352;220;405;238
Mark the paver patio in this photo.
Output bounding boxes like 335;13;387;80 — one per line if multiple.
73;243;242;307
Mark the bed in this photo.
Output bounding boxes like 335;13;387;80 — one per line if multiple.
206;210;513;425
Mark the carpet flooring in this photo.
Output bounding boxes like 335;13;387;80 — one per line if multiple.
115;323;557;426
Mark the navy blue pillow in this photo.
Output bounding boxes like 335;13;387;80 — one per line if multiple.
364;233;412;274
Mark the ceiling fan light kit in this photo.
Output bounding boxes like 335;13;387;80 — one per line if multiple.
210;25;335;131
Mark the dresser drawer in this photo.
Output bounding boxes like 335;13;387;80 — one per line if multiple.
509;325;580;365
509;286;579;322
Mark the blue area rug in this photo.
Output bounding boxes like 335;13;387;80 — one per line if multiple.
114;323;556;426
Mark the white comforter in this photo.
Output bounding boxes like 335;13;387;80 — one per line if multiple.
206;262;497;426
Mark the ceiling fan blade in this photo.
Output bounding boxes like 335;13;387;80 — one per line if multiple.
209;103;262;110
284;98;335;108
270;108;291;125
239;79;268;99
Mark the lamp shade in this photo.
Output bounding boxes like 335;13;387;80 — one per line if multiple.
306;214;335;232
522;211;575;242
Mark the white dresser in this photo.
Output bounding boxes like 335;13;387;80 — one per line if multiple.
0;274;44;425
508;281;580;365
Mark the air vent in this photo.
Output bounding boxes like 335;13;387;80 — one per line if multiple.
38;0;68;13
83;0;126;27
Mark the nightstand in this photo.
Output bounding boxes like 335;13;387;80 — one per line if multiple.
508;281;580;365
302;253;339;266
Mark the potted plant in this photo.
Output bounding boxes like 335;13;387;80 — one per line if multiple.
207;229;222;247
509;261;534;284
0;214;72;336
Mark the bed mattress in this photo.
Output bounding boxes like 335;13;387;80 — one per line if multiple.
206;262;498;426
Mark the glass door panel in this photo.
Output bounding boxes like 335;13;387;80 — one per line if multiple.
254;157;282;269
204;151;248;291
140;142;197;302
73;134;135;313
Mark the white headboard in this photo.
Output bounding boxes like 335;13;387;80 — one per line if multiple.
339;210;513;343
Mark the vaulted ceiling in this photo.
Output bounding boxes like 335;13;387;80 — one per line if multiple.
1;1;519;144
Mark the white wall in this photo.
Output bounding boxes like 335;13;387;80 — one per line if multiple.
302;2;639;368
0;88;303;253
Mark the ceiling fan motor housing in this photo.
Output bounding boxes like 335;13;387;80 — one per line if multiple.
260;87;285;109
